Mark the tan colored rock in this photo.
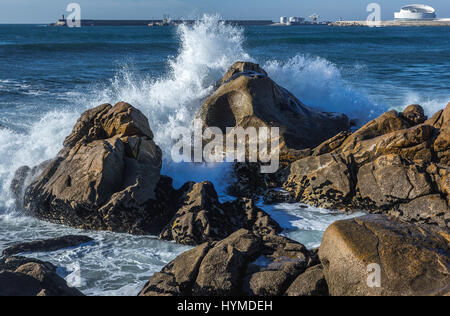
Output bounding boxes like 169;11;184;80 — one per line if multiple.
193;230;263;296
395;194;449;228
319;215;450;296
426;102;450;129
281;104;449;227
0;256;84;296
285;264;328;296
402;104;426;125
139;242;213;296
283;153;353;209
23;102;163;235
338;123;435;166
357;154;433;208
197;62;350;152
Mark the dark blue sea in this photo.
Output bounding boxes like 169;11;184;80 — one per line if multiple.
0;17;448;295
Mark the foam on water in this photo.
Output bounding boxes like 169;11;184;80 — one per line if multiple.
0;15;447;295
0;213;191;296
0;111;77;210
259;201;365;249
263;55;385;121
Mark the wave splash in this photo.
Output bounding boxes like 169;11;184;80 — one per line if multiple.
0;15;446;211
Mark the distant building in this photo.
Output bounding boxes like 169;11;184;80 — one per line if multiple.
289;17;305;23
280;17;288;24
394;4;436;20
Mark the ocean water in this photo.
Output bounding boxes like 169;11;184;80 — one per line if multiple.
0;16;449;295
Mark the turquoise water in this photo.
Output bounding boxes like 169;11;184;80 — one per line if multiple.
0;17;448;295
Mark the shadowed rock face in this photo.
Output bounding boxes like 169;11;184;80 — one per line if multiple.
2;235;93;257
282;104;450;228
197;61;350;152
139;229;321;296
0;256;84;296
319;215;450;296
22;102;163;234
159;182;282;245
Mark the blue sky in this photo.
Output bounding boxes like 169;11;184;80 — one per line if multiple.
1;0;450;23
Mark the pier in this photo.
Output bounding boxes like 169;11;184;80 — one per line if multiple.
330;20;450;27
51;19;274;27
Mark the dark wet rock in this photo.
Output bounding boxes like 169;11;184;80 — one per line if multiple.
197;61;350;152
139;242;213;296
220;61;268;84
319;214;450;296
159;181;281;245
139;229;316;296
0;256;84;296
2;235;93;257
285;264;328;296
227;150;311;200
262;189;297;205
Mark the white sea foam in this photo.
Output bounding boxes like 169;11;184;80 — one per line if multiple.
263;55;385;121
0;15;447;295
260;201;365;249
391;91;449;117
0;111;77;211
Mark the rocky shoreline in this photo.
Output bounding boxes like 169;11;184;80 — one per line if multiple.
3;62;449;296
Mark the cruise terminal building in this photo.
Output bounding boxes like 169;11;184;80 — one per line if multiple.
394;4;436;20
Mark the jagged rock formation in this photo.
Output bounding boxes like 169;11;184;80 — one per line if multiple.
197;61;350;152
23;102;163;234
18;102;281;244
282;104;450;228
158;181;281;245
139;229;325;296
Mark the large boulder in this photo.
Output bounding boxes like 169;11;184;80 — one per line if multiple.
0;256;84;296
159;181;281;245
139;229;317;296
197;61;350;152
23;102;163;234
282;104;450;227
319;215;450;296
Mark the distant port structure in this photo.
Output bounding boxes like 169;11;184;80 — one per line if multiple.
394;4;436;20
276;14;329;25
331;4;450;26
51;15;273;27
